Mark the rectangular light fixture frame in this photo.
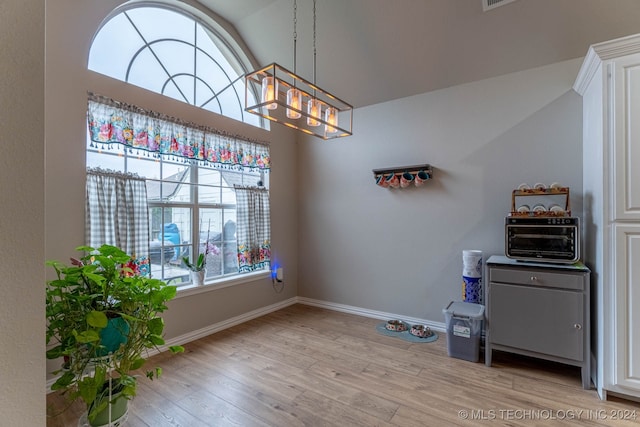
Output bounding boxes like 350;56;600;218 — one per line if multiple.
245;63;353;140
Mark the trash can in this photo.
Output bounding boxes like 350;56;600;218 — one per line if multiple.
442;301;485;362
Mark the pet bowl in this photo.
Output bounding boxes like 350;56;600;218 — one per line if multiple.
410;324;433;338
385;320;408;332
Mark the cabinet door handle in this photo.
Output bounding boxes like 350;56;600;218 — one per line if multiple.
530;276;537;281
574;324;582;330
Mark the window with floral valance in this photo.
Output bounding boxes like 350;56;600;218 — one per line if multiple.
86;93;271;288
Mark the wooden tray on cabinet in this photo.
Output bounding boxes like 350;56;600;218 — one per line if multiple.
510;187;571;217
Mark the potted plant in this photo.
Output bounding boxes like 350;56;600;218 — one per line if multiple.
181;226;218;285
182;251;207;285
46;244;184;426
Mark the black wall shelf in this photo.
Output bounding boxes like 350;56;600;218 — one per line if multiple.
372;163;432;177
372;163;433;188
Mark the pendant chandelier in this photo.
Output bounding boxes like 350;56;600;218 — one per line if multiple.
244;0;353;140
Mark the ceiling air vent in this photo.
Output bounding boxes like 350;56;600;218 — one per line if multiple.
482;0;518;12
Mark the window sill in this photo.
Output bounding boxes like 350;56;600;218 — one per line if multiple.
173;270;271;299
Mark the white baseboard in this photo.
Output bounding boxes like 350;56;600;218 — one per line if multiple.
162;297;299;349
296;297;447;332
47;296;445;392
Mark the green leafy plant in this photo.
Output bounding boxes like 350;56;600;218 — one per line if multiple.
46;244;184;424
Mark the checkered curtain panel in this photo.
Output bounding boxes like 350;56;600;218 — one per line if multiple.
86;168;149;257
235;186;271;273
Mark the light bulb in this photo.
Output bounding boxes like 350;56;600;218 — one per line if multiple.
286;88;302;119
261;76;277;110
324;106;338;133
307;98;321;127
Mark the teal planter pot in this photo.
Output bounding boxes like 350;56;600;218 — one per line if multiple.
96;317;129;357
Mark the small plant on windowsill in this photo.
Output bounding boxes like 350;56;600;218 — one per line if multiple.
182;222;212;273
182;252;206;272
182;243;220;285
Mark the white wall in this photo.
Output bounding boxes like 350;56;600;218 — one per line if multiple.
45;0;298;378
298;58;585;321
0;0;45;425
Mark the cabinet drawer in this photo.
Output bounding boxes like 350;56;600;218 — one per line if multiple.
489;267;584;291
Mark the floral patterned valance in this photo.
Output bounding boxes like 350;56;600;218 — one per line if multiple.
87;94;270;171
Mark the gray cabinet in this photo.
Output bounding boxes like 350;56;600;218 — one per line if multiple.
485;255;591;389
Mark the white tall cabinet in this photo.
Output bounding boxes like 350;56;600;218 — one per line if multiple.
574;33;640;400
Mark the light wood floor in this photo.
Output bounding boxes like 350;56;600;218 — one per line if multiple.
47;304;640;426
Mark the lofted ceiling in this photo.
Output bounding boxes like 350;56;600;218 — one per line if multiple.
197;0;640;108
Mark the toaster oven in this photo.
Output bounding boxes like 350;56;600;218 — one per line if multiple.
505;216;579;263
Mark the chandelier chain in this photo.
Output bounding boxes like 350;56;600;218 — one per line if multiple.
313;0;317;86
293;0;297;75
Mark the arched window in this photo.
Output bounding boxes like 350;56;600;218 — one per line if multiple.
88;3;261;127
85;3;271;289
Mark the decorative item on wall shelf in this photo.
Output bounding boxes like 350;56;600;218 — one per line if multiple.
372;164;433;188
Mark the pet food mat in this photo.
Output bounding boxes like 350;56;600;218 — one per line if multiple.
375;323;438;343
